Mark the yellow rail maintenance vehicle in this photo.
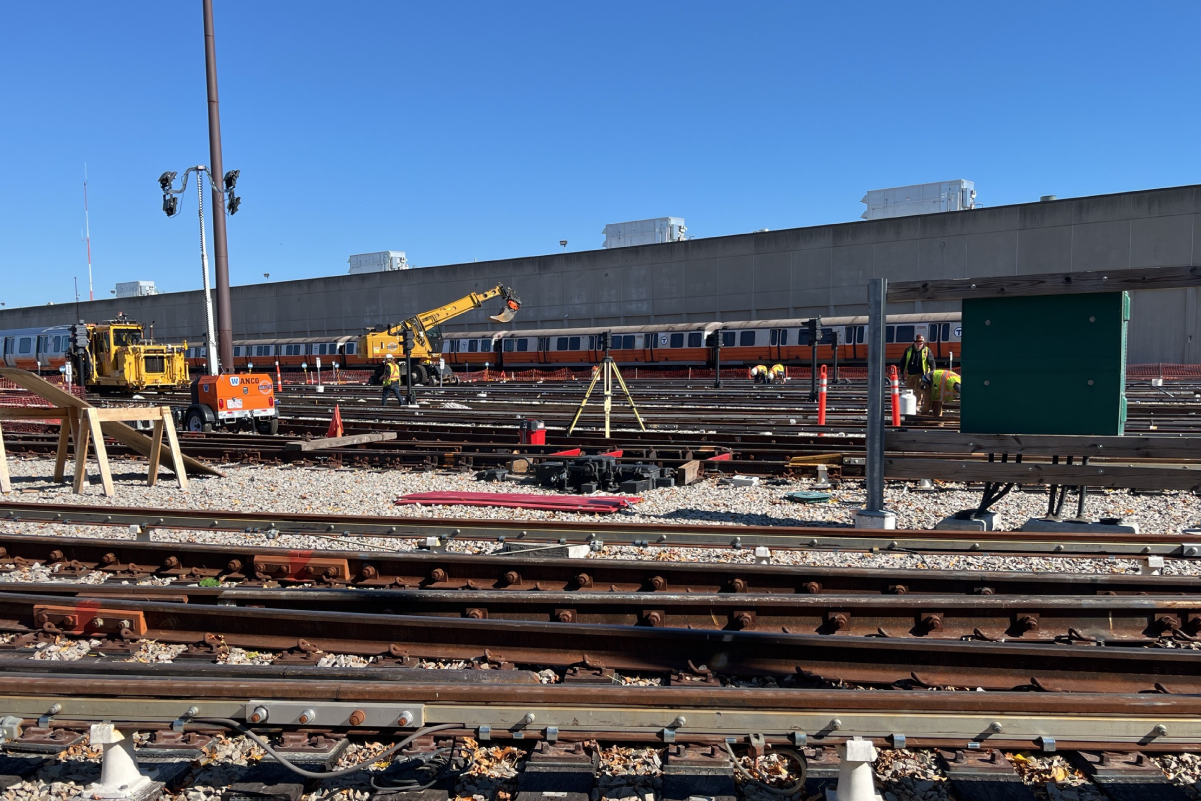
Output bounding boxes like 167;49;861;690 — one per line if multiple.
69;315;190;393
359;283;520;384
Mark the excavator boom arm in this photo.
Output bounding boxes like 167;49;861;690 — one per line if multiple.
382;284;522;337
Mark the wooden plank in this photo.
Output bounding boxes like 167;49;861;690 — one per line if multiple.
92;407;172;423
887;263;1201;303
283;432;398;451
675;459;701;486
161;409;188;491
0;425;9;494
86;409;114;497
0;407;70;420
52;415;70;483
147;418;164;488
885;430;1201;460
72;414;91;495
884;457;1201;492
787;453;845;466
0;368;221;478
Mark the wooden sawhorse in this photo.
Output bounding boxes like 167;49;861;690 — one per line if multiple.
0;406;187;497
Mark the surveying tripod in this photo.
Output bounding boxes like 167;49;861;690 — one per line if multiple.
567;332;646;438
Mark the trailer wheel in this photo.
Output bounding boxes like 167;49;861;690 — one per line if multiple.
184;409;212;433
255;417;279;435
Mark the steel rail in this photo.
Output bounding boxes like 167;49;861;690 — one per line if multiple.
0;590;1199;693
17;582;1201;642
0;678;1196;749
2;501;1198;556
0;534;1191;595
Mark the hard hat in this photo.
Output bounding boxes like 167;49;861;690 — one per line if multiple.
385;354;394;360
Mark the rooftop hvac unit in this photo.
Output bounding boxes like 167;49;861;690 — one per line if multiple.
860;181;976;220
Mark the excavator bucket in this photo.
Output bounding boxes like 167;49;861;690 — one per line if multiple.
489;298;521;324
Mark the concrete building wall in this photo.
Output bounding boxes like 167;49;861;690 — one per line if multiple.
4;185;1200;363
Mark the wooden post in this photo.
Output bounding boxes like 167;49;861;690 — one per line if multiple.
162;408;188;490
53;416;71;483
0;422;10;494
147;414;165;488
86;408;115;497
72;409;91;494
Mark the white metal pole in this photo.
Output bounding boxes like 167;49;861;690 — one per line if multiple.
195;168;219;376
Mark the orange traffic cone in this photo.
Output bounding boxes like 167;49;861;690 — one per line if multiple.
326;404;344;438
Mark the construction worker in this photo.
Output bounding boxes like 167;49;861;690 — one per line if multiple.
380;354;405;406
898;334;933;412
770;363;786;384
921;368;961;417
749;364;769;384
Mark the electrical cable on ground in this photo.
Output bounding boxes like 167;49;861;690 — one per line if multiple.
196;720;460;779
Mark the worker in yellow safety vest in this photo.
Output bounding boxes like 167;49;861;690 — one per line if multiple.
380;354;405;407
899;335;934;412
770;364;786;384
749;364;769;384
921;369;961;417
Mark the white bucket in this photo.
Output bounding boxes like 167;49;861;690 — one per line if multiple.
899;389;918;416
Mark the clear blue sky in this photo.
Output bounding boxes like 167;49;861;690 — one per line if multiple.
2;2;1199;308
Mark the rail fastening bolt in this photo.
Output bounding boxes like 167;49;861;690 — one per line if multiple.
990;721;1003;733
62;616;77;628
734;612;754;629
731;578;748;593
253;562;266;574
466;609;486;619
575;573;593;588
802;582;821;594
48;550;63;563
503;571;521;586
430;569;448;583
650;576;667;591
556;611;574;623
227;559;243;573
1156;615;1180;632
101;553;117;566
249;706;269;723
360;565;377;580
348;710;366;726
923;614;943;631
521;713;536;725
645;611;664;627
92;618;105;627
829;613;849;631
163;556;180;570
298;709;316;724
1017;615;1039;632
1154;724;1168;737
397;711;414;727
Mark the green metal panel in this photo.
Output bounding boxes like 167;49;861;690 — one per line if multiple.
961;292;1129;435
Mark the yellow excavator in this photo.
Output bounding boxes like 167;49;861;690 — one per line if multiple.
358;283;521;384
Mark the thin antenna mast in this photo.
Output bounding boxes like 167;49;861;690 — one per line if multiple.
83;164;94;301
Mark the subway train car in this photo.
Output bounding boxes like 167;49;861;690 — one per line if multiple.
479;323;722;369
717;313;961;367
0;325;72;372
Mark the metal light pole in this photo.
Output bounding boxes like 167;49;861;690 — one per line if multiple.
195;169;219;376
202;0;234;370
858;277;893;529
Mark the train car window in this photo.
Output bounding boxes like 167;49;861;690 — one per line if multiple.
797;329;809;347
941;323;951;341
885;326;895;344
467;340;479;353
18;338;32;355
556;337;568;350
895;325;915;343
780;329;789;346
622;335;635;349
517;338;529;352
739;330;755;346
538;337;549;352
688;332;702;347
669;333;684;348
856;326;865;344
345;343;356;354
445;341;456;353
769;329;779;346
568;336;581;351
927;326;940;342
233;346;243;357
501;339;511;352
722;331;736;347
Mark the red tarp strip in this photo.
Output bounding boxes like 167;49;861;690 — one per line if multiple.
549;448;583;457
706;452;732;461
395;491;641;513
602;449;624;458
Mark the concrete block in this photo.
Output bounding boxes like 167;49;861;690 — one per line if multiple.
854;510;896;530
1020;518;1140;534
934;511;1000;531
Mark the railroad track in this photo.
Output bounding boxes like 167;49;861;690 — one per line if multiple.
3;502;1199;556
